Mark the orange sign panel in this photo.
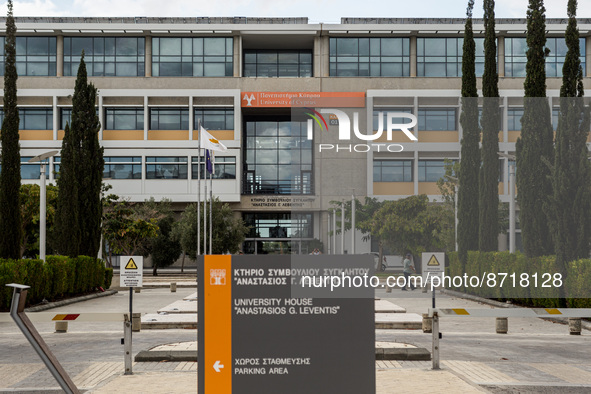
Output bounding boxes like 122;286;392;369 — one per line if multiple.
241;92;365;108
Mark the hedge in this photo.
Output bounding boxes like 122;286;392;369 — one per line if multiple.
0;255;110;311
447;251;591;308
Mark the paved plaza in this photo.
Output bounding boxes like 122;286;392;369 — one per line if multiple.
1;275;591;393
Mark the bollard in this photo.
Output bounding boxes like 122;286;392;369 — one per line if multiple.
432;312;440;370
568;318;582;335
496;317;508;334
422;313;433;333
124;314;132;375
132;313;141;332
134;287;141;293
54;321;68;333
170;282;177;293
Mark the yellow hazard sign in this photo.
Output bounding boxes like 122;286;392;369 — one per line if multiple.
125;258;138;270
427;255;440;266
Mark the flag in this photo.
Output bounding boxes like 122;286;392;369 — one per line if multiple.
206;149;214;175
200;126;227;152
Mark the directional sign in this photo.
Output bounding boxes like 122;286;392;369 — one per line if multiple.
422;252;445;282
198;255;375;394
121;256;143;287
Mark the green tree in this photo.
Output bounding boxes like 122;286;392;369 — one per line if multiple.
150;216;182;276
458;0;480;262
549;0;591;292
0;0;21;259
516;0;555;257
76;52;103;258
478;0;500;251
173;198;248;257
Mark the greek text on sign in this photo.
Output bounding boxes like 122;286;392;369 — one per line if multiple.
121;256;143;288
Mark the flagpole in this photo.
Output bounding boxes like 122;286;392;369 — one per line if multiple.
204;151;208;255
209;154;213;254
197;119;201;257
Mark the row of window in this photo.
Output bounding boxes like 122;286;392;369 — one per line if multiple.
20;156;236;180
0;107;234;131
0;36;585;78
373;159;515;183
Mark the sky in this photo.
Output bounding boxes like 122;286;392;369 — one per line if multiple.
0;0;589;23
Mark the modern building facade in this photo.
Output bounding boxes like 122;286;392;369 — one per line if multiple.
5;16;591;255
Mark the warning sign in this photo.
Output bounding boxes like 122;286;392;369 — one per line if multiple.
427;255;441;266
125;258;138;270
121;256;143;287
422;252;445;283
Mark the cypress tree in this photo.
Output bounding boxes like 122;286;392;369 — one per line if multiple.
478;0;500;251
515;0;555;257
550;0;591;277
55;52;103;257
458;0;480;262
0;0;21;259
76;53;103;257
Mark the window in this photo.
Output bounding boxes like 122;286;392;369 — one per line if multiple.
152;37;233;77
105;108;144;130
64;37;145;77
418;160;455;182
552;107;559;130
150;108;189;130
329;37;410;77
104;157;142;179
20;156;40;179
0;37;56;76
417;37;487;77
194;108;234;130
505;37;586;77
373;108;413;131
60;107;99;129
507;108;524;131
418;109;457;131
243;119;312;195
478;107;503;129
53;156;60;176
192;156;236;179
0;108;53;130
243;212;313;239
243;50;312;77
145;157;188;179
373;160;413;182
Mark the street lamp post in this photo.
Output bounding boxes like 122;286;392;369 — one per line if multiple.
498;152;516;253
28;151;58;262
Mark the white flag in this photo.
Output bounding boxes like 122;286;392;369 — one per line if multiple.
200;126;227;152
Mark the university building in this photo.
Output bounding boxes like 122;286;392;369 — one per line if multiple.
6;16;591;255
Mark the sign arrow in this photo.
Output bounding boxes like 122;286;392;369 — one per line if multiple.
213;360;224;373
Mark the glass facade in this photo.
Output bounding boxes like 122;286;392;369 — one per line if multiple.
0;37;56;76
192;156;236;179
64;37;145;77
329;37;410;77
104;157;142;179
194;108;234;130
418;160;455;182
417;37;486;77
145;156;188;179
105;108;144;130
244;212;313;239
505;37;586;77
0;108;53;130
507;108;524;131
20;156;41;179
244;50;312;77
60;107;99;129
373;108;413;131
373;160;413;182
418;109;457;131
243;119;312;195
150;108;189;130
152;37;233;77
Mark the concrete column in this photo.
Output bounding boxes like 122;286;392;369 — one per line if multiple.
233;35;242;77
410;36;417;77
321;36;330;77
56;35;63;77
145;35;152;77
98;95;103;141
52;96;58;141
144;96;148;141
586;36;591;77
313;36;321;78
497;36;505;78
